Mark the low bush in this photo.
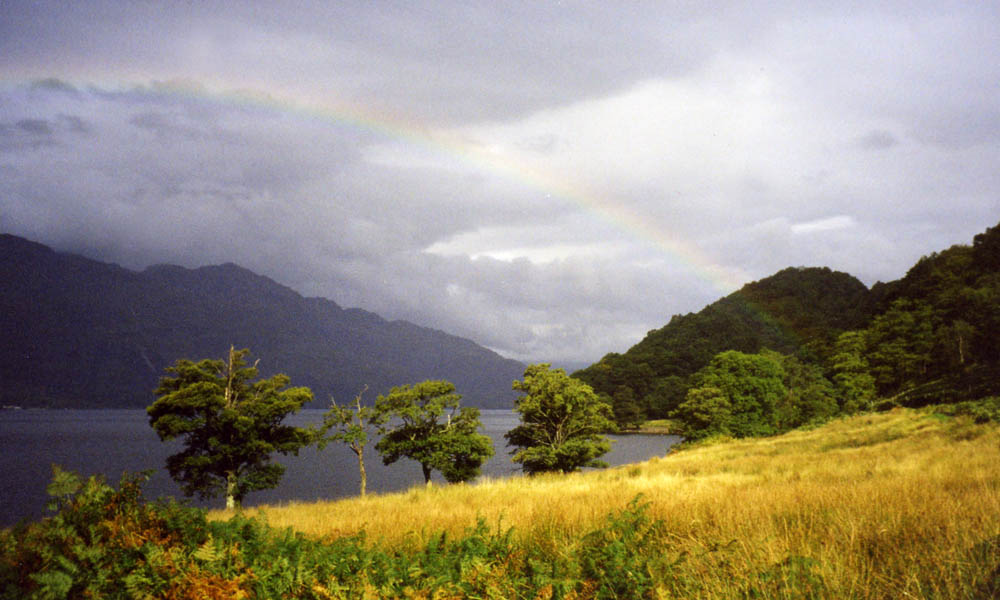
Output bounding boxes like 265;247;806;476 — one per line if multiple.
932;396;1000;423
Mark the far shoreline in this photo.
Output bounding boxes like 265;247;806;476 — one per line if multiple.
614;419;678;436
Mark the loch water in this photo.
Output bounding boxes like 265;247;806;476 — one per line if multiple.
0;409;681;526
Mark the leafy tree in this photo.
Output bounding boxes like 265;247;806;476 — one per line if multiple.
866;299;938;395
675;350;787;438
611;385;645;430
773;352;838;428
374;380;493;484
934;319;977;373
967;276;1000;364
973;221;1000;272
505;364;616;474
643;375;689;419
829;330;876;413
316;385;386;496
147;346;313;509
673;386;732;440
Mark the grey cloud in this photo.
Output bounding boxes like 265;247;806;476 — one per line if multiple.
1;2;720;125
914;109;1000;149
0;120;55;151
2;116;89;146
56;114;90;134
29;78;81;96
311;249;702;364
128;112;205;139
16;119;51;135
2;2;999;363
859;130;898;150
129;112;171;132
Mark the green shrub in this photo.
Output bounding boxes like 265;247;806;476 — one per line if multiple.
933;397;1000;423
0;467;223;599
579;495;670;599
2;470;688;599
747;555;828;599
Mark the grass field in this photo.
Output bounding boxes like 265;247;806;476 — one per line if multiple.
210;408;1000;598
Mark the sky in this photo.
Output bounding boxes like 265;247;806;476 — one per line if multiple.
1;1;998;367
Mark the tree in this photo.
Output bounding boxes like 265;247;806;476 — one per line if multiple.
674;351;786;438
643;375;689;419
612;385;645;430
773;352;838;428
829;330;876;413
505;364;616;475
316;385;386;496
374;380;493;484
866;299;938;395
934;319;977;372
673;386;732;440
147;346;314;509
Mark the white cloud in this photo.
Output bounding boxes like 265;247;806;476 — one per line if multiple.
791;216;857;235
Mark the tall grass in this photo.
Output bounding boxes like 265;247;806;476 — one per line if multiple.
217;408;1000;598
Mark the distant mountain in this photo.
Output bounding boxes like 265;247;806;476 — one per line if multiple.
573;266;875;409
0;234;525;408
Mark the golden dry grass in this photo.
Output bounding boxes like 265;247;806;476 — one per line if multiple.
211;409;1000;597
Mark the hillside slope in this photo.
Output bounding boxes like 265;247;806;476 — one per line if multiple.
574;266;873;408
228;407;1000;598
0;234;525;408
577;219;1000;423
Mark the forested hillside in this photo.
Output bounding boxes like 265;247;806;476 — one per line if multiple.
854;222;1000;403
575;220;1000;433
0;235;525;409
574;266;875;422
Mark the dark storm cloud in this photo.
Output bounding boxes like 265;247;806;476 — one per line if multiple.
15;119;51;135
0;1;714;125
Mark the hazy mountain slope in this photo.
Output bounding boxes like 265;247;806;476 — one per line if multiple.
0;234;524;408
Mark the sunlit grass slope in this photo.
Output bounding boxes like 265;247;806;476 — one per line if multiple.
214;409;1000;597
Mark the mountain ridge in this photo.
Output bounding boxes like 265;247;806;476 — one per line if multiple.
0;234;525;409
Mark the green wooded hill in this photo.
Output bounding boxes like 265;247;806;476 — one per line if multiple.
575;220;1000;426
0;234;525;409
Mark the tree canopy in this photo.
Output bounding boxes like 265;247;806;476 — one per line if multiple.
505;364;616;475
147;346;313;509
674;350;787;439
374;380;494;484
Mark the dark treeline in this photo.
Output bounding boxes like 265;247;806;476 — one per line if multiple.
575;220;1000;438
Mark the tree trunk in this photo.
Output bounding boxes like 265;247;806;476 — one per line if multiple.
358;449;367;497
226;471;239;510
225;344;236;408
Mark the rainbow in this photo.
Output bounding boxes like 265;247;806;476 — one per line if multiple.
4;75;752;296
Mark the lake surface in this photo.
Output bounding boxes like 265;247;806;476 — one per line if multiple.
0;409;681;526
